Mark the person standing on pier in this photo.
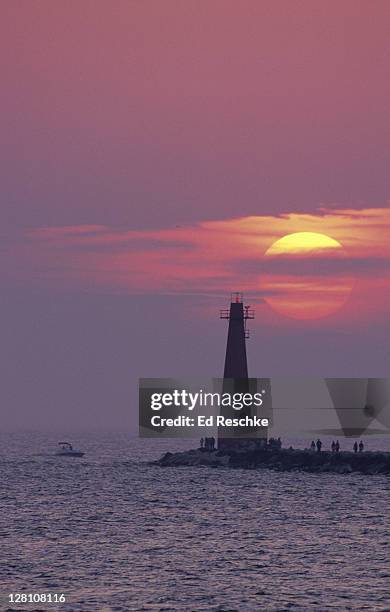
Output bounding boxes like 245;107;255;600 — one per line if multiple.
316;439;322;452
335;440;340;453
353;441;358;453
359;440;364;452
331;441;336;453
310;441;316;452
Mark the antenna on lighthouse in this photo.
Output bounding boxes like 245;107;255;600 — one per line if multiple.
243;303;255;338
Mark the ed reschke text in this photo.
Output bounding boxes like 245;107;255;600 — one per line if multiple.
150;415;270;428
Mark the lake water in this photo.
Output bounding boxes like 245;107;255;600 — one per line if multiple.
1;433;389;611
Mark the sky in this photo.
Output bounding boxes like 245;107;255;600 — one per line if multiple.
1;1;389;431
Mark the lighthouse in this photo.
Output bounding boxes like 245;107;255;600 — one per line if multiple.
221;292;253;378
218;293;269;450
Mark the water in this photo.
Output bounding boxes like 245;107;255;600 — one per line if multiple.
1;433;390;611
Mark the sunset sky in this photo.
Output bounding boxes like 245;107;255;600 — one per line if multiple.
1;1;389;430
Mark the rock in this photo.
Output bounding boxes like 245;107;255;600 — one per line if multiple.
155;448;390;475
156;449;228;468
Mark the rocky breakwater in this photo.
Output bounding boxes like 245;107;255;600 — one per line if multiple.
156;448;390;475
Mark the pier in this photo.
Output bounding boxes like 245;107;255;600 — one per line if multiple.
157;447;390;474
157;293;389;475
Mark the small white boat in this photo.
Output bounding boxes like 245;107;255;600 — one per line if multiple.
55;441;85;457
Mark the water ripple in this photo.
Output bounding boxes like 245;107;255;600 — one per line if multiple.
0;433;389;611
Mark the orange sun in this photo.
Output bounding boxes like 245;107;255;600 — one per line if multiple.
262;232;354;319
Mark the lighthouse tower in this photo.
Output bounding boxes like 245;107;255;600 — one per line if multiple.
218;293;269;451
220;292;253;378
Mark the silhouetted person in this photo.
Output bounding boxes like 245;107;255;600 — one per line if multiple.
335;440;340;453
206;437;213;451
211;436;215;451
310;440;316;452
277;437;282;449
331;441;336;453
359;440;364;453
353;441;358;453
200;437;204;449
316;439;322;452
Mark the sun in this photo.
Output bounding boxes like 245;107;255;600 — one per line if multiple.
265;232;343;255
262;232;354;320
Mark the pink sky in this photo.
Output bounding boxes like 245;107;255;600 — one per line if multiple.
1;1;390;230
1;2;389;429
3;206;387;323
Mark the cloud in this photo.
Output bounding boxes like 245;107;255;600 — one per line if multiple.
231;255;390;278
3;206;389;321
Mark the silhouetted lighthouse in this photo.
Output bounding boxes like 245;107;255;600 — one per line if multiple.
218;293;269;450
220;292;253;378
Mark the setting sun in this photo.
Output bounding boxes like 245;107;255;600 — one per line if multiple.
263;232;353;320
265;232;343;256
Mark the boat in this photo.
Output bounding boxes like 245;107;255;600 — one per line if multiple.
55;441;85;457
